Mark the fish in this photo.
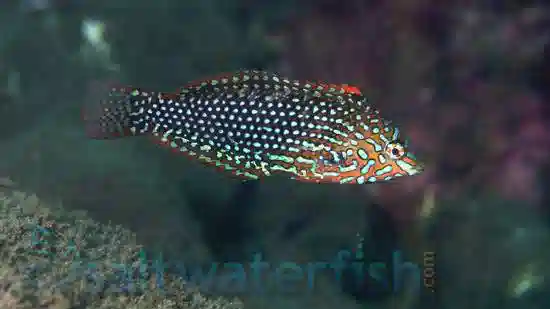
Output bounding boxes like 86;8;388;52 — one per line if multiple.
83;69;423;184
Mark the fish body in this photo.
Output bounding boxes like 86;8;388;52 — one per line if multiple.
83;70;423;183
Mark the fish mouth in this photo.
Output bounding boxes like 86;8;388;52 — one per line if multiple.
395;158;424;176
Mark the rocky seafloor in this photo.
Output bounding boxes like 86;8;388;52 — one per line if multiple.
0;182;242;309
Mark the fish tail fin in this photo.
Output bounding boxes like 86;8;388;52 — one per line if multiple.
82;83;155;139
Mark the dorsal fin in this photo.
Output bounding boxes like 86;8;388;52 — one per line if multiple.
179;70;256;90
179;70;363;96
304;81;363;95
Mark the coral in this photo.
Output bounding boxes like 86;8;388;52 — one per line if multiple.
0;185;242;309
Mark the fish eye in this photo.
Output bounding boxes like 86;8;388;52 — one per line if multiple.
385;141;406;160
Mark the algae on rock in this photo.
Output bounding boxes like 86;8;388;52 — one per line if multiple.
0;187;243;309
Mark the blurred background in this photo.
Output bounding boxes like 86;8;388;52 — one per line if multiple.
0;0;549;308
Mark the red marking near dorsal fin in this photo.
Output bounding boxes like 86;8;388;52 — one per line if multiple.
340;84;362;95
306;81;363;95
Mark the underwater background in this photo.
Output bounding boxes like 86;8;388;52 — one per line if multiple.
0;0;549;308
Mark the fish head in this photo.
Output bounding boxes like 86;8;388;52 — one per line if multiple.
348;116;424;183
312;110;424;184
